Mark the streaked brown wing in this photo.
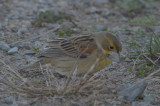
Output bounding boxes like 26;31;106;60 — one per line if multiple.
70;35;97;54
59;39;86;58
59;35;97;58
38;35;97;58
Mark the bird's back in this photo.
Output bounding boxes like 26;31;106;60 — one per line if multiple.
38;35;97;58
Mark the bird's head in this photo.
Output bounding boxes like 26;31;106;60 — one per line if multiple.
94;31;122;62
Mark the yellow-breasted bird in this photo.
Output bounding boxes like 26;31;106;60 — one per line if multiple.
21;31;122;77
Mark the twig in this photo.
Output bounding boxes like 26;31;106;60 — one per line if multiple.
48;68;61;91
151;77;160;81
62;57;79;95
154;56;160;64
0;59;25;82
83;58;100;79
143;54;157;66
62;44;90;94
72;58;100;94
1;77;25;93
132;54;142;72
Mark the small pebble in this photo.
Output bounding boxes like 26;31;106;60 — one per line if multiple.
94;25;107;31
17;100;28;105
10;42;20;48
57;1;68;8
20;42;31;49
71;103;80;106
24;50;36;55
86;7;100;14
117;81;148;102
10;55;23;60
33;41;42;49
0;41;10;51
2;98;13;105
17;27;27;36
25;55;37;62
10;42;31;49
8;47;18;54
94;0;109;3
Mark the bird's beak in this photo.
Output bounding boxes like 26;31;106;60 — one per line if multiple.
107;52;121;63
118;52;121;62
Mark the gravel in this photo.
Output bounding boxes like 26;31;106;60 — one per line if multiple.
0;41;10;51
8;47;18;54
24;50;36;55
118;81;148;102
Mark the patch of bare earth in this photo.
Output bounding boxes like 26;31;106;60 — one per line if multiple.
0;0;160;105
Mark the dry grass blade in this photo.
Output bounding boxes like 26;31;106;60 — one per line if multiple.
0;55;59;97
0;59;25;82
62;57;79;95
83;58;100;79
154;56;160;64
69;58;100;94
62;44;90;95
132;54;142;72
0;78;26;93
48;68;61;92
151;77;160;81
143;54;157;66
144;68;160;80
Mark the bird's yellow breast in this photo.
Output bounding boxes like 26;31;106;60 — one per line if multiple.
99;59;111;69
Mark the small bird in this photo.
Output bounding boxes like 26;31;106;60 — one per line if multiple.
21;31;122;77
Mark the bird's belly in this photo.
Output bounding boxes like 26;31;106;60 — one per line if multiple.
52;56;111;76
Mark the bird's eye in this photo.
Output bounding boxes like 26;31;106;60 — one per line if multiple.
109;46;114;50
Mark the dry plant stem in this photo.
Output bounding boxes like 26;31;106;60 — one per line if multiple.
40;64;59;89
45;67;59;95
0;59;25;82
132;54;142;72
83;58;100;79
62;57;79;95
143;54;157;66
151;78;160;81
9;25;60;46
21;87;54;97
144;68;160;81
48;68;61;91
62;44;90;95
0;57;29;94
132;48;147;71
0;91;27;97
1;78;25;93
73;58;100;94
78;77;106;94
0;56;55;97
154;56;160;64
0;73;7;81
46;68;52;91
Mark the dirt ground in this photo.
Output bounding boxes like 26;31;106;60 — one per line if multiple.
0;0;160;105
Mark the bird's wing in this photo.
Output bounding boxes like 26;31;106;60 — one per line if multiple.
70;35;96;53
38;35;97;58
60;35;97;58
